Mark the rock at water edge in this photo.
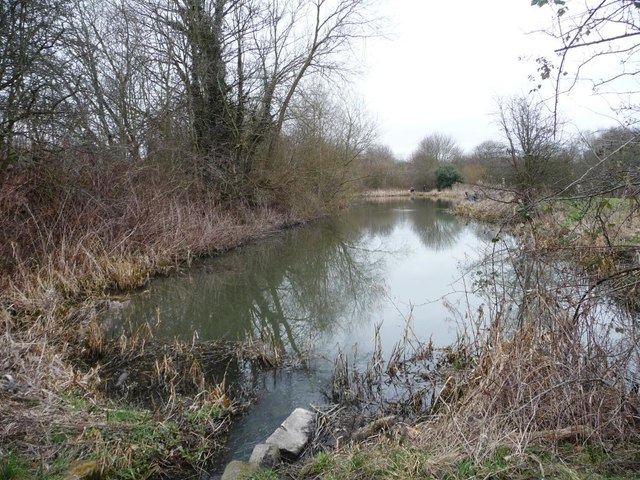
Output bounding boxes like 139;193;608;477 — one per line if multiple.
249;443;280;468
265;407;315;458
221;460;258;480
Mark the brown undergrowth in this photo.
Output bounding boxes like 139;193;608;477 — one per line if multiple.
291;303;640;479
453;188;520;225
418;311;639;459
421;195;640;468
0;154;325;478
360;185;468;201
0;156;301;313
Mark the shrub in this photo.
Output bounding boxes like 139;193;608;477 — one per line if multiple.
435;163;464;190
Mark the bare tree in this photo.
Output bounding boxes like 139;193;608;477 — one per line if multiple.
358;144;402;189
284;83;376;200
410;132;462;189
138;0;380;192
532;0;640;128
496;95;563;208
0;0;70;185
256;0;381;156
64;0;164;160
576;126;640;197
413;132;462;163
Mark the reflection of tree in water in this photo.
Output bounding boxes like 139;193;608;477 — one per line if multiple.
242;221;384;353
113;199;471;354
118;215;386;353
408;200;464;251
470;239;637;339
345;201;400;238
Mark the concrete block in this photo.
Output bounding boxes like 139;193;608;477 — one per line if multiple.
220;460;258;480
265;407;315;458
249;442;280;468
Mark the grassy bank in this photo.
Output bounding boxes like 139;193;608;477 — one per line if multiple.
0;158;331;479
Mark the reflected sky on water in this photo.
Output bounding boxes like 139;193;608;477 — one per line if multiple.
109;199;489;355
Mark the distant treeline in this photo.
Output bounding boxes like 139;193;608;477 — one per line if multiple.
359;99;640;206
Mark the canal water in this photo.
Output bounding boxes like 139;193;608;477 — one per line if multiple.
106;198;491;460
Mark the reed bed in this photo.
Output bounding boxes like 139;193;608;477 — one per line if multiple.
0;156;320;478
0;161;294;314
359;185;468;201
419;316;639;456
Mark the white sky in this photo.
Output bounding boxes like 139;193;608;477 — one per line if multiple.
354;0;624;158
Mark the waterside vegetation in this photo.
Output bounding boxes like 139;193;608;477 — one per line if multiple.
3;0;640;478
252;186;640;479
1;0;382;476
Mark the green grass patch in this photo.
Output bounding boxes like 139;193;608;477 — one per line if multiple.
251;471;281;480
307;451;336;475
8;400;225;480
283;442;640;480
106;407;151;423
186;405;226;424
0;452;29;480
62;393;95;411
49;427;72;445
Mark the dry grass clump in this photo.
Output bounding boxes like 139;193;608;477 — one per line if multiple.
360;185;468;201
454;198;518;224
0;312;249;477
453;189;520;225
414;298;640;464
360;188;418;198
0;157;293;316
527;199;640;251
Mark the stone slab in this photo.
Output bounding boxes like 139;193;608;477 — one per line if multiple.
249;442;280;468
265;407;315;458
220;460;258;480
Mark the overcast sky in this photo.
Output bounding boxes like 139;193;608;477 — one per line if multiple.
354;1;623;158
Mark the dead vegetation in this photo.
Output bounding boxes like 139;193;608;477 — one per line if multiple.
0;157;322;478
454;197;519;225
360;185;468;201
0;157;300;314
0;299;297;478
418;311;639;459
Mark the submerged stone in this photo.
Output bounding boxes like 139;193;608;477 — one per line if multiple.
265;407;315;458
249;443;280;467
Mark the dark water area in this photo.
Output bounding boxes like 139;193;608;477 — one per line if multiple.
104;198;492;461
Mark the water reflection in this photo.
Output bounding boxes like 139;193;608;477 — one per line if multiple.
111;199;477;353
410;208;464;251
470;235;640;350
116;214;386;351
105;198;491;461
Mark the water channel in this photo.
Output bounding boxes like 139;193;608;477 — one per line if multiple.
106;198;491;461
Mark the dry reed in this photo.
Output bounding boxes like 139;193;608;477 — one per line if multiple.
0;154;322;477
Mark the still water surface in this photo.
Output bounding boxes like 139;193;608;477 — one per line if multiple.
109;199;489;459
